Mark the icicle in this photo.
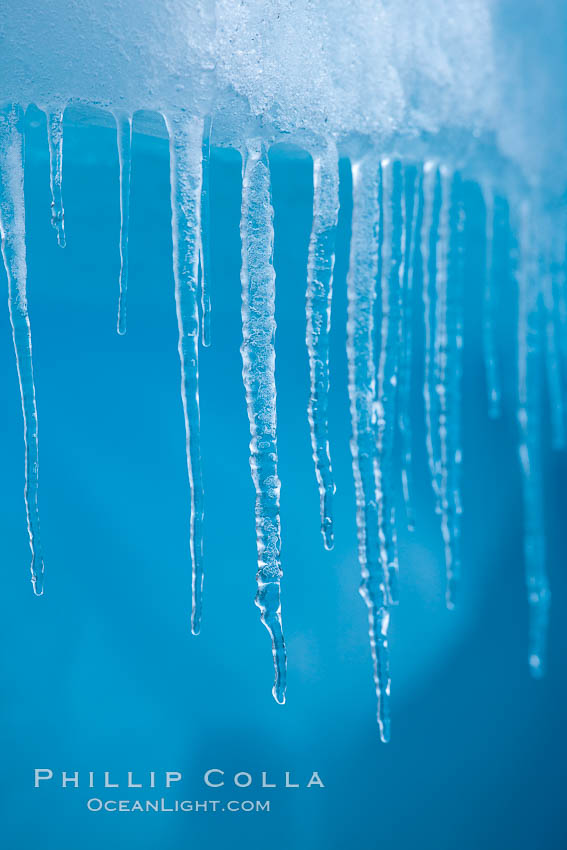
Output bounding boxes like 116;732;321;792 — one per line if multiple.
240;139;286;705
397;166;420;532
200;115;212;347
0;105;45;595
375;158;402;605
433;167;452;516
115;111;132;336
436;172;465;608
421;162;442;508
542;274;565;452
553;233;567;389
305;140;339;550
541;229;565;451
46;110;66;248
482;188;502;419
166;113;205;636
517;202;549;678
347;154;391;742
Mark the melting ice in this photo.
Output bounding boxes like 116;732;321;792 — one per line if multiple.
1;0;566;738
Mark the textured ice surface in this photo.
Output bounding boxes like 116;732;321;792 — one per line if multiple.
1;1;566;188
1;0;566;732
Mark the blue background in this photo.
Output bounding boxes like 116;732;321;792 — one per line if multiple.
0;111;566;849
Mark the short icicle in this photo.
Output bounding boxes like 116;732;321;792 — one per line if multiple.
421;162;442;509
240;139;286;704
517;202;549;678
166;112;206;636
200;115;213;347
482;187;502;419
375;158;403;605
0;105;45;595
115;111;132;336
437;172;465;608
398;165;421;532
305;139;339;550
46;109;66;248
347;154;391;742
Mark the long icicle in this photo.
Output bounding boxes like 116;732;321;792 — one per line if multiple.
200;115;213;348
46;110;66;248
482;187;502;419
541;232;566;451
553;227;567;391
517;201;549;678
438;172;465;608
306;139;339;550
115;111;132;336
347;154;391;742
375;158;402;605
0;105;45;595
240;139;286;705
433;166;451;513
421;162;442;509
398;165;421;532
166;113;205;636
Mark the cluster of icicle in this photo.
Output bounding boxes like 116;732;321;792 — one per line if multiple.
0;104;564;741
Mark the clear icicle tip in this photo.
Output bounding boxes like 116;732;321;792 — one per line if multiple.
257;582;287;705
